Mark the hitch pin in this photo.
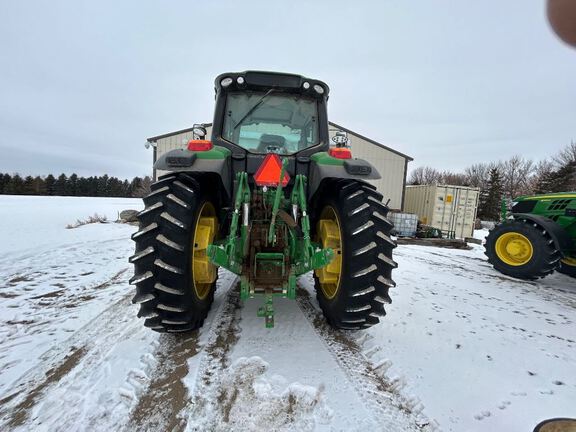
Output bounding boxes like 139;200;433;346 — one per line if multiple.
292;204;298;223
242;202;249;226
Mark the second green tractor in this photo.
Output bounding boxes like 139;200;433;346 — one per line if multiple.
485;192;576;280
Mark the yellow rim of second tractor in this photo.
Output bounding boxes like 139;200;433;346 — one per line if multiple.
495;232;534;266
561;257;576;267
315;206;343;299
191;202;218;300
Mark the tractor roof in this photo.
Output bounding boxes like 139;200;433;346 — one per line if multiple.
214;70;329;97
517;192;576;200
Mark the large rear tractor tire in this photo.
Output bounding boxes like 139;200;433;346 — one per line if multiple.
313;180;397;330
129;173;220;333
558;257;576;278
485;219;561;280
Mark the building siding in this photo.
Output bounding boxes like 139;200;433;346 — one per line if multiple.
328;125;407;210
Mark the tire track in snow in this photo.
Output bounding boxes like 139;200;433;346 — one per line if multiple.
1;346;87;428
180;277;432;431
184;285;243;429
0;292;145;431
126;332;200;432
295;286;434;431
124;274;240;432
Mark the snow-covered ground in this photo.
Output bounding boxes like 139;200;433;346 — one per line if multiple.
0;196;574;431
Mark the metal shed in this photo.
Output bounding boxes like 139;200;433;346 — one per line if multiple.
146;122;412;210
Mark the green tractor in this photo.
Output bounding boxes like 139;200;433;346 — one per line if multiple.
485;192;576;280
129;71;397;332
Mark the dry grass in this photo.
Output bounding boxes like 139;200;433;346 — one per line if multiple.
65;213;108;229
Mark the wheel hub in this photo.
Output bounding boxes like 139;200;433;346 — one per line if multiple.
495;232;534;266
315;206;342;299
561;256;576;267
192;202;218;299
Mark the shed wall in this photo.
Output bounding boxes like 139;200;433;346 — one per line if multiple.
328;126;407;210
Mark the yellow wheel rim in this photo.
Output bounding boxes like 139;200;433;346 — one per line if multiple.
495;232;534;266
192;202;218;300
561;257;576;267
314;206;342;299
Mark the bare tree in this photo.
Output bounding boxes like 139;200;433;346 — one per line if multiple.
440;171;468;186
500;155;534;198
464;162;502;191
553;140;576;166
529;159;555;193
408;166;444;185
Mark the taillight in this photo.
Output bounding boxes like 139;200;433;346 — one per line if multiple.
254;153;290;187
187;140;213;151
329;147;352;159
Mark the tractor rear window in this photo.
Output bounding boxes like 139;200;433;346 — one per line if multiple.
221;91;319;154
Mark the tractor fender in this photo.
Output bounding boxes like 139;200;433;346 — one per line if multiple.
308;158;381;198
512;213;574;255
154;148;232;199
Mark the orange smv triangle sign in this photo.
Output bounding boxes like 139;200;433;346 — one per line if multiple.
254;153;290;187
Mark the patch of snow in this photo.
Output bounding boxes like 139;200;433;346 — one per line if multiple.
188;356;332;432
363;241;576;432
473;228;490;241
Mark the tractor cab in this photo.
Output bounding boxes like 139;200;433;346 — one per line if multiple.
211;71;331;182
212;71;330;155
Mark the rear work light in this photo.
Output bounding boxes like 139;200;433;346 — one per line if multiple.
329;147;352;159
187;140;213;151
254;153;290;187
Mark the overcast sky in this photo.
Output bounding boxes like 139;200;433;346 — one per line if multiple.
1;0;574;179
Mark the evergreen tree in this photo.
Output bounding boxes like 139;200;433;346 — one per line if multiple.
23;175;36;195
122;179;131;197
0;173;8;194
33;176;46;195
76;176;88;196
96;175;109;196
534;161;576;193
107;177;123;196
5;174;24;195
478;168;503;221
68;173;79;196
0;172;156;197
45;174;56;195
54;173;68;196
88;176;99;196
550;161;576;192
130;177;143;197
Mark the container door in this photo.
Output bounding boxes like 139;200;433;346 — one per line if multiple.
431;186;456;237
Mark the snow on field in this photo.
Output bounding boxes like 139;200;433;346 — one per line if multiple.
0;195;574;432
365;242;576;432
0;195;141;257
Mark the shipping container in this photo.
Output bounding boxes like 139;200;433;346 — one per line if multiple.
404;185;480;239
388;212;418;237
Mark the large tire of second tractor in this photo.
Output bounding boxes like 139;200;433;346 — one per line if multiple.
129;173;220;333
313;180;397;330
557;258;576;278
484;219;561;280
